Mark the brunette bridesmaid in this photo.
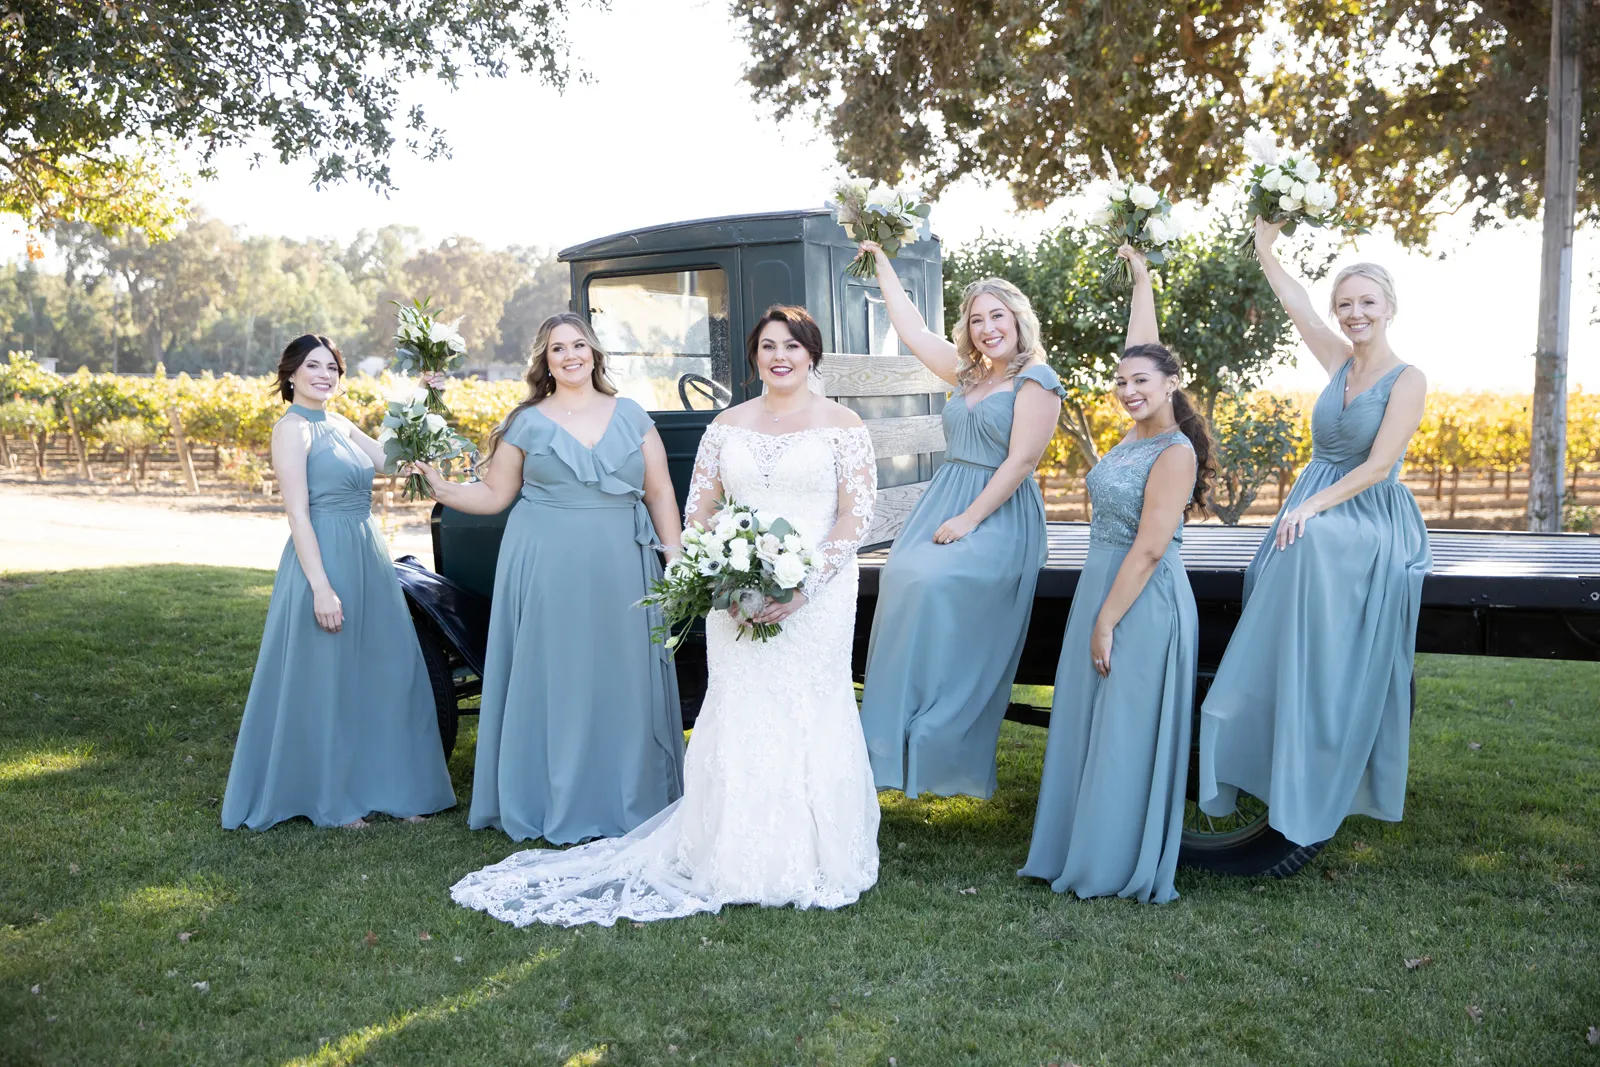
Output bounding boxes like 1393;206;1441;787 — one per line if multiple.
1197;219;1430;848
414;313;685;844
222;335;455;831
855;240;1064;799
1019;247;1209;904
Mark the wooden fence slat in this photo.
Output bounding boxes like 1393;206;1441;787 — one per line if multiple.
863;414;945;458
862;482;929;547
819;354;950;397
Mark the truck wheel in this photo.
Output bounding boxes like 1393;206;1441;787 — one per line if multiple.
1180;676;1416;877
414;619;460;758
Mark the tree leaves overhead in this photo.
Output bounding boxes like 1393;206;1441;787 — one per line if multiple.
0;0;595;233
734;1;1599;246
735;1;1268;209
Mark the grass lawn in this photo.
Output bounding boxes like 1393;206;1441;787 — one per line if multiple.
2;565;1598;1066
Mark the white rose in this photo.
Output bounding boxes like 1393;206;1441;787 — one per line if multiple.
1294;156;1320;182
1287;181;1307;201
1310;182;1339;211
725;542;752;572
422;412;447;434
755;532;783;562
682;527;702;546
1142;216;1170;245
1164;212;1187;240
867;183;897;209
773;553;807;589
1089;203;1117;227
1129;183;1160;210
1279;195;1302;213
781;533;808;554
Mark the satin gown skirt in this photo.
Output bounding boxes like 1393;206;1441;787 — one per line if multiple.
468;498;683;844
1198;462;1430;847
221;507;456;830
859;460;1048;799
1019;541;1196;904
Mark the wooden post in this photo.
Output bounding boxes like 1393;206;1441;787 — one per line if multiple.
166;404;200;493
0;430;10;468
1528;0;1584;531
64;404;93;480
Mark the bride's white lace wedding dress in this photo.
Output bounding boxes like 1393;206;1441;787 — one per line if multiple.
451;422;881;927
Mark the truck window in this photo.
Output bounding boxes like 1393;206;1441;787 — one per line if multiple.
588;269;732;412
866;291;903;356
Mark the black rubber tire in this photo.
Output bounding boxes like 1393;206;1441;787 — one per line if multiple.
1179;674;1417;877
413;618;460;758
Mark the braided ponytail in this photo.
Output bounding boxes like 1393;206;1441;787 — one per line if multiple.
1121;343;1215;516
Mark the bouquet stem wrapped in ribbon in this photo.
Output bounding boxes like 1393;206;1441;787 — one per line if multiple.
829;179;932;278
1238;130;1357;254
394;299;467;414
378;390;475;502
639;497;816;653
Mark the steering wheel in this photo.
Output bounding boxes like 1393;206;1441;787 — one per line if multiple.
677;373;731;410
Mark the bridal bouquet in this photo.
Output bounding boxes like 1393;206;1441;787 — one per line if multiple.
1089;175;1184;290
394;298;467;414
639;498;817;652
830;178;932;278
378;389;475;502
1237;129;1347;253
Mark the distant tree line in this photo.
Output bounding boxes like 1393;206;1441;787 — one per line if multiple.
0;216;570;375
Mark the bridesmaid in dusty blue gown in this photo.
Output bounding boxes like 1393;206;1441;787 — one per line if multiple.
415;313;685;844
853;240;1064;799
1019;247;1211;904
223;334;455;831
1198;220;1430;848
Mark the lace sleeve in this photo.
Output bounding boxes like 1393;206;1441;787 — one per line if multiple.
683;423;727;532
810;426;877;589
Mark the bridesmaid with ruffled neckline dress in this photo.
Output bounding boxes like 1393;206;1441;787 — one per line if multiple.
1197;218;1431;849
222;334;455;831
852;240;1065;801
413;313;685;845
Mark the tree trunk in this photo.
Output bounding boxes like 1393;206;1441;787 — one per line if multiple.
0;431;11;468
1061;404;1101;468
31;432;46;481
1528;0;1584;531
64;404;93;481
1506;466;1515;500
1449;466;1461;521
167;404;199;492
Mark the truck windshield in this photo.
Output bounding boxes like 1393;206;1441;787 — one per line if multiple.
588;268;732;412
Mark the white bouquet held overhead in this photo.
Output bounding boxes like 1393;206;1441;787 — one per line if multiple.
393;298;467;414
1238;129;1352;253
380;390;475;502
829;179;932;278
1089;160;1184;290
639;498;817;651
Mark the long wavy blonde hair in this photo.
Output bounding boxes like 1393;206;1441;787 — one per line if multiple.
486;312;617;455
951;277;1047;391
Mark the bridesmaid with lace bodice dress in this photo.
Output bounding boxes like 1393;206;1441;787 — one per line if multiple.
448;306;881;927
854;242;1064;800
222;335;455;831
1197;221;1430;849
414;313;684;845
1019;248;1210;904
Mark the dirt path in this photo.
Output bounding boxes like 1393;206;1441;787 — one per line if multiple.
1;480;434;573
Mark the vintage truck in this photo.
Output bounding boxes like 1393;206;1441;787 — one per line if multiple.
395;208;1600;879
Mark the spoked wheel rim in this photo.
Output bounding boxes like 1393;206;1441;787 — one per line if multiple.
1181;791;1271;851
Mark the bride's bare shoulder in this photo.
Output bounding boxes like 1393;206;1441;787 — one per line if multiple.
711;400;762;429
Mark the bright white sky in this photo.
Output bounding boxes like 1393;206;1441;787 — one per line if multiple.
12;0;1599;393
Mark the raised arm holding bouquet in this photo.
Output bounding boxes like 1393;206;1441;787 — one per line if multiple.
1237;129;1352;253
830;179;931;277
1090;174;1184;290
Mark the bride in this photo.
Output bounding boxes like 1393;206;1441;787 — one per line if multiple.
451;305;881;926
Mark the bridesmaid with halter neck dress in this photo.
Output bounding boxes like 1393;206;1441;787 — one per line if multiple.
1019;247;1208;904
852;242;1064;800
1198;219;1431;850
222;335;455;831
